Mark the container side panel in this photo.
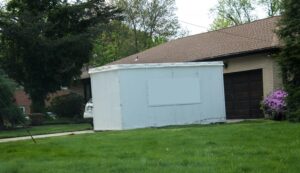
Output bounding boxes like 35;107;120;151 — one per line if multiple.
91;71;122;130
119;66;225;129
148;78;201;106
198;67;226;120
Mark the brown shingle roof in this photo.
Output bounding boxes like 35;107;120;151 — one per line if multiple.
111;16;280;65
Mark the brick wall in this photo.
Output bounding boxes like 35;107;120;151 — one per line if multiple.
14;89;31;115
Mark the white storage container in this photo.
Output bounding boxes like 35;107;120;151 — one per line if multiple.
89;62;226;130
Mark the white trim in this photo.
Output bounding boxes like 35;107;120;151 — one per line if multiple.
89;62;224;74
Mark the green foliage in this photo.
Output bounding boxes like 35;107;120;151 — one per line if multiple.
285;86;300;121
90;21;167;66
48;93;84;119
258;0;283;16
0;0;121;112
277;0;300;121
113;0;182;49
0;69;25;129
210;16;235;31
90;0;183;66
210;0;256;30
210;0;284;30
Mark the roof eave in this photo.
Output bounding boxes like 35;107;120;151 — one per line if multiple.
191;46;281;62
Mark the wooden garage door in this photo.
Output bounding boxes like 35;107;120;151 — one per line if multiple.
224;69;264;119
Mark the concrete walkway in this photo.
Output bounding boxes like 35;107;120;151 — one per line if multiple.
225;119;245;123
0;130;94;143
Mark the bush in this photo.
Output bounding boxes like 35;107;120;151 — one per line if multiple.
285;86;300;122
29;113;45;126
1;105;26;128
277;0;300;121
261;89;288;121
0;69;26;129
48;93;84;119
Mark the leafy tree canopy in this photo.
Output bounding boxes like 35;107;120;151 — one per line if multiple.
0;0;121;112
210;0;256;30
111;0;184;50
0;69;25;129
210;0;283;30
277;0;300;121
259;0;283;17
91;0;185;66
90;20;167;66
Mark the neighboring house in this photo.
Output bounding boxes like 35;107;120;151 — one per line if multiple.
14;89;32;115
109;16;282;119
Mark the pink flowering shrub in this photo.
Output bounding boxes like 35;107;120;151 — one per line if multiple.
261;89;288;120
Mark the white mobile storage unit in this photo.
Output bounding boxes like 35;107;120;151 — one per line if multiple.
89;62;226;130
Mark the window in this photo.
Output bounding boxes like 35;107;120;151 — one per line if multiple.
19;106;26;114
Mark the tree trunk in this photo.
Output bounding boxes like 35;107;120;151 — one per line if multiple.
133;25;139;53
0;117;5;130
30;95;46;113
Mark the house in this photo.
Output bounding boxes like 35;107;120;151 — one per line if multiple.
15;16;282;119
108;16;282;119
14;89;32;114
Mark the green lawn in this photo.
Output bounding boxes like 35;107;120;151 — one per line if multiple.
0;123;92;139
0;120;300;173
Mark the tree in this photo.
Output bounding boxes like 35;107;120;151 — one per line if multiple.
210;16;237;31
113;0;181;51
91;0;183;66
0;0;120;112
210;0;256;30
112;0;145;52
92;21;141;66
210;0;284;30
90;20;166;66
258;0;283;17
0;69;25;129
0;0;8;9
277;0;300;121
140;0;180;40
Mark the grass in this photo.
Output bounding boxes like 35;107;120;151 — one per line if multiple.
0;120;300;173
0;123;92;139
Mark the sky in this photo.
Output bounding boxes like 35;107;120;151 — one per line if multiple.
175;0;267;36
0;0;267;36
175;0;219;35
0;0;218;35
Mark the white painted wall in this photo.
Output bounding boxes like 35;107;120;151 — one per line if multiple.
90;70;122;130
89;62;225;130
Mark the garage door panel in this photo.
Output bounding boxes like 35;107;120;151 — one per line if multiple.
236;111;250;116
225;102;234;110
235;92;249;99
250;110;262;118
250;91;263;98
250;102;261;109
250;81;262;87
224;69;263;119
